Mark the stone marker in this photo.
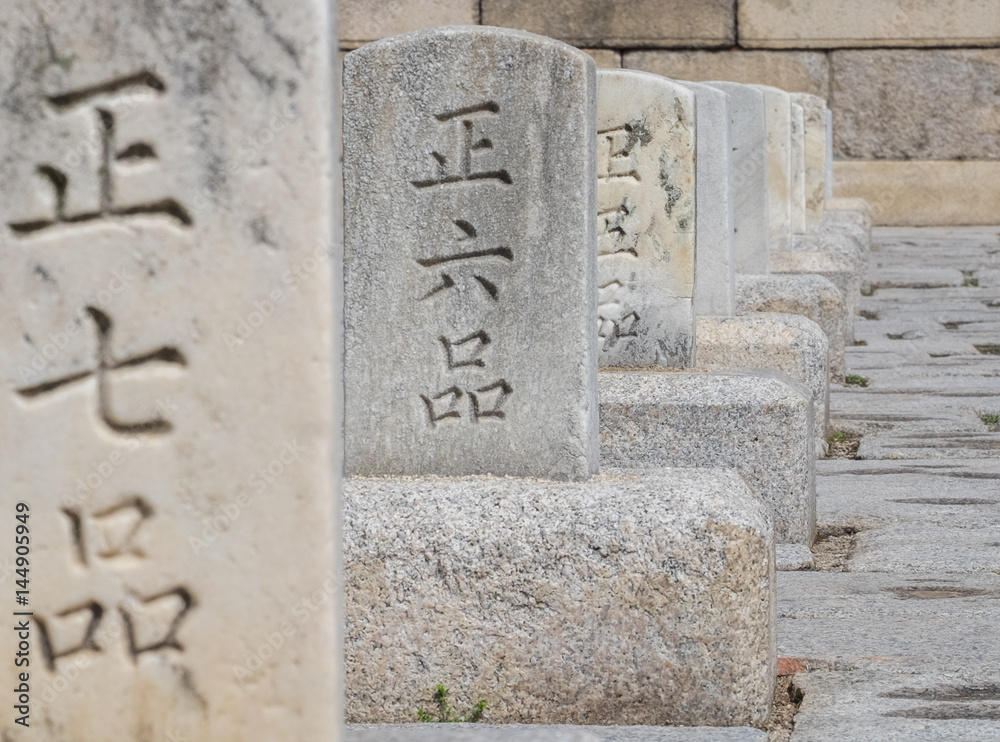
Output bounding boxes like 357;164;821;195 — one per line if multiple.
681;81;736;318
791;93;829;222
595;69;696;368
0;2;341;740
790;102;807;234
704;82;769;275
751;85;793;252
343;26;598;480
825;109;835;200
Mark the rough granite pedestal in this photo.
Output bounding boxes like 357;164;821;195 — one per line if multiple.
697;313;830;454
600;370;816;545
737;273;847;381
344;470;776;727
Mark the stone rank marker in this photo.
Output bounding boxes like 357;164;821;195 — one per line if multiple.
343;26;599;481
0;2;341;741
596;69;696;368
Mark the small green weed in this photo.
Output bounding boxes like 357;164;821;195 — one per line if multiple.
417;684;487;723
964;278;980;287
845;374;869;388
981;413;1000;432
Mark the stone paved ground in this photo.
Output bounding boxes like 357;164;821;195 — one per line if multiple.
781;227;1000;740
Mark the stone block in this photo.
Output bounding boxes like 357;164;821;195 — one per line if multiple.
771;251;857;344
833;160;1000;227
703;83;769;276
681;82;736;318
600;370;816;544
481;0;736;47
791;93;829;222
790;102;807;234
776;544;814;572
596;70;695;367
0;1;342;739
696;313;830;450
347;725;769;741
339;0;478;48
831;49;1000;161
624;49;829;98
736;274;847;380
584;48;621;68
752;85;793;252
345;470;776;726
343;27;599;480
739;0;1000;49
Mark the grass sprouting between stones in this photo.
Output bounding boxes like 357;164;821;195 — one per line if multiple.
980;413;1000;433
417;684;487;723
845;374;869;388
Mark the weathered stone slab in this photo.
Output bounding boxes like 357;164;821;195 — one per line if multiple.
772;251;857;344
681;81;736;318
343;26;598;480
703;82;769;275
345;469;776;725
776;543;814;572
737;274;847;380
751;84;793;252
347;724;769;741
791;93;829;222
697;313;830;450
600;370;816;544
790;102;806;235
596;70;695;367
825;109;834;200
0;1;341;739
482;0;736;47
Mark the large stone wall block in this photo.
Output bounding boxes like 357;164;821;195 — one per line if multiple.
596;70;696;368
345;469;776;725
343;27;599;480
831;49;1000;161
482;0;736;47
0;1;342;739
340;0;478;48
739;0;1000;49
600;370;816;544
625;50;829;99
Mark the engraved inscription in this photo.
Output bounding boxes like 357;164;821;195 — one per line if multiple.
440;331;491;369
598;195;639;257
38;497;194;670
8;71;192;236
469;379;512;421
15;307;186;435
411;102;512;188
421;386;464;426
597;280;640;349
597;125;642;181
420;381;513;425
417;219;513;301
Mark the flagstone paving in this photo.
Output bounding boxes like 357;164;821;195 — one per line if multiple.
781;226;1000;741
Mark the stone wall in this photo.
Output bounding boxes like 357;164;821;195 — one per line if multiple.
340;0;1000;226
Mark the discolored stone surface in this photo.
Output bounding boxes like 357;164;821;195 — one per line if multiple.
595;70;696;368
0;1;342;740
752;84;793;252
600;370;816;544
343;26;598;480
344;469;776;726
792;93;829;222
790;102;807;234
703;82;770;276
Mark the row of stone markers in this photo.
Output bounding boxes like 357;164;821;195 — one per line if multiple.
341;24;872;733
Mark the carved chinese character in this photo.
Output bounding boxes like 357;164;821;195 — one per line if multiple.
439;330;491;369
121;588;195;659
35;601;104;671
417;219;513;301
8;71;192;236
411;102;512;188
598;195;639;258
63;496;154;566
420;386;464;425
597;280;640;349
469;379;512;421
597;124;642;181
15;306;186;435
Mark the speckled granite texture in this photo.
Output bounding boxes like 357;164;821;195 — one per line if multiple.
344;469;776;726
599;369;815;544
